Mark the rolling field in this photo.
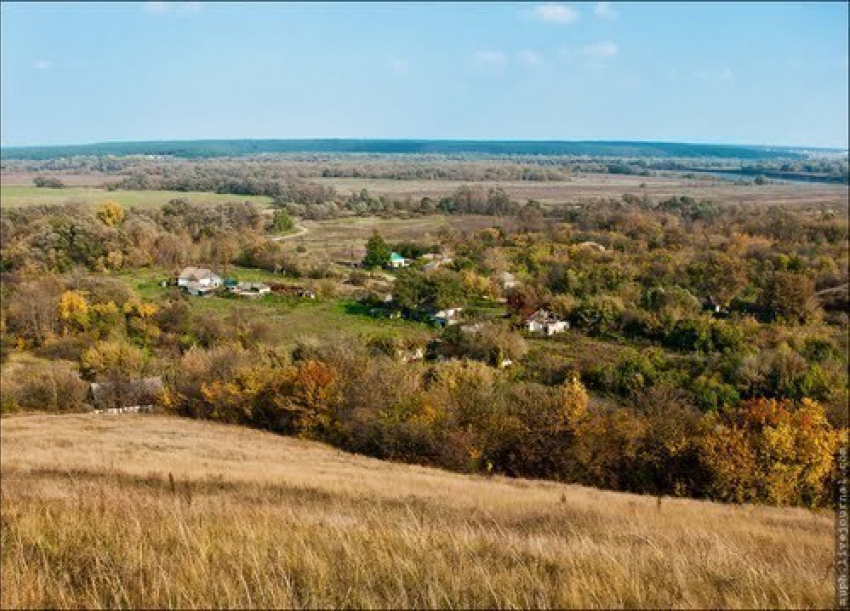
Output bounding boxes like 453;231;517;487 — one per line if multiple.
0;413;835;609
0;185;273;210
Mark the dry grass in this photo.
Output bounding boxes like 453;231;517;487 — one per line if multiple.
0;185;272;210
0;414;835;609
290;215;503;257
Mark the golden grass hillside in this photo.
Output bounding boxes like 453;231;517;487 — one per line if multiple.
0;413;835;609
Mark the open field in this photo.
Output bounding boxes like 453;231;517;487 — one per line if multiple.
0;413;835;609
0;185;272;210
290;214;510;259
2;173;846;212
314;173;849;209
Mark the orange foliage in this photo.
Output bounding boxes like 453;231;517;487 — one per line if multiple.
702;398;840;507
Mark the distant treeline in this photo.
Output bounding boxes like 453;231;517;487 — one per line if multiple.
0;138;822;161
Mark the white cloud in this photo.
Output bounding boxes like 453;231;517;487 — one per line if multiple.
582;41;619;59
594;2;617;19
533;3;579;24
517;49;544;67
474;50;507;70
32;59;52;70
391;57;410;76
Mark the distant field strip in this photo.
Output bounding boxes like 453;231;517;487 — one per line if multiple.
0;414;835;609
0;186;273;209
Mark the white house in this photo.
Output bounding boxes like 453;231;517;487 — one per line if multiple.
524;309;569;336
178;267;222;296
388;252;410;268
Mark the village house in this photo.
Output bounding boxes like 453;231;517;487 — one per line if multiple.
88;377;165;413
178;266;222;296
523;309;569;336
388;252;410;268
430;307;463;327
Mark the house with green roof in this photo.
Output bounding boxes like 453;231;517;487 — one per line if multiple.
388;252;410;268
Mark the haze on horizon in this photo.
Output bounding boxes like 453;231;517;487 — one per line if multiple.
1;1;848;149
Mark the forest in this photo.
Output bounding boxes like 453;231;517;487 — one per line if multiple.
0;138;825;160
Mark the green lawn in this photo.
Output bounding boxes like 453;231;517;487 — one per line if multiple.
106;267;434;348
184;295;435;347
0;186;273;210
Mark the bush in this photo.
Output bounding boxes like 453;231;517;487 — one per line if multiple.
570;297;624;336
2;360;87;412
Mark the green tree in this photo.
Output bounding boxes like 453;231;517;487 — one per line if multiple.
758;271;819;324
363;230;391;268
269;210;294;233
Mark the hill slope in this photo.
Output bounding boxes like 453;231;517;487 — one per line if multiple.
0;414;834;609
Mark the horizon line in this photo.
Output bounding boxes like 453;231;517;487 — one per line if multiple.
2;137;847;153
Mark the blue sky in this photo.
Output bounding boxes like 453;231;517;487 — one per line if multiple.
1;1;848;148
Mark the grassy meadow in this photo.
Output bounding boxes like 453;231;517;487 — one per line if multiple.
0;413;835;609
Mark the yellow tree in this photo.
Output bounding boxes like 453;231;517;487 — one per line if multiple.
57;290;89;332
97;200;125;227
701;398;840;507
560;375;589;425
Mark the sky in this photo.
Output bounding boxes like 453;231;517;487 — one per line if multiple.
1;1;848;148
